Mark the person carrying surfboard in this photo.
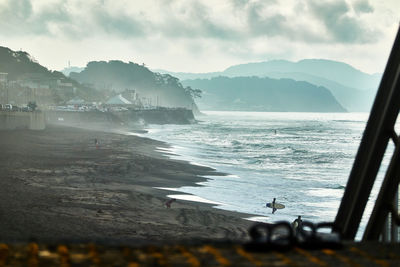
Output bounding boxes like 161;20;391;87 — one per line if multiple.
265;198;278;213
272;198;277;214
266;198;285;213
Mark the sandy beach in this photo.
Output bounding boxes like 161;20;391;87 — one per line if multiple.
0;125;252;244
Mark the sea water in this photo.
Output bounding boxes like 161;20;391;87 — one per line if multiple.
144;111;395;239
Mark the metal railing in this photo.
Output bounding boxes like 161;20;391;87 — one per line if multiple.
333;24;400;241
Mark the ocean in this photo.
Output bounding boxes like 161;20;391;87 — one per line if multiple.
144;111;394;239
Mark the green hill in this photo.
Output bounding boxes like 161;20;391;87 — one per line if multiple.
0;46;63;81
0;46;103;104
70;60;200;111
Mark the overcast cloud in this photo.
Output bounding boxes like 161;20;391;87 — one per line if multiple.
0;0;398;73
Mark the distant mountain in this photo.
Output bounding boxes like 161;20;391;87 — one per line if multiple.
223;59;381;91
70;60;200;111
182;76;346;112
152;69;220;80
261;71;376;112
156;59;381;111
61;66;84;76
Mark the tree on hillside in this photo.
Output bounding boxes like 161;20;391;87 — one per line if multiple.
184;86;202;98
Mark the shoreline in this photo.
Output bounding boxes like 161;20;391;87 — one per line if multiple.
0;124;253;244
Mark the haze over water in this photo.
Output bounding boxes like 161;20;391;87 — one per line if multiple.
146;111;393;238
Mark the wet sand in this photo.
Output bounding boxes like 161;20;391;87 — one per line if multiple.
0;125;252;244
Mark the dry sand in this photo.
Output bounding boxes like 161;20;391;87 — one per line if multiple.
0;125;252;244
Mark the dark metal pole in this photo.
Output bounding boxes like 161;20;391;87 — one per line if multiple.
363;141;400;240
392;189;399;242
333;25;400;240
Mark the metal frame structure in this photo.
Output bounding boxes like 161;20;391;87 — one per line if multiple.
333;25;400;241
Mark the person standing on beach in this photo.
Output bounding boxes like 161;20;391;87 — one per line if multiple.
95;138;99;149
292;216;303;236
165;198;176;208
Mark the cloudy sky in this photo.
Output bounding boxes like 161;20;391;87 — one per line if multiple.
0;0;399;74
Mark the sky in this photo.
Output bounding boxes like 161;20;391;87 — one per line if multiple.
0;0;399;74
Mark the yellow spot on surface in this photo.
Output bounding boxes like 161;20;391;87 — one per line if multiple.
322;249;361;267
57;245;70;266
177;246;200;267
274;251;297;266
295;247;328;266
148;249;168;266
350;247;389;267
28;243;39;255
28;243;39;267
88;244;101;265
0;244;9;266
235;246;263;266
200;245;231;266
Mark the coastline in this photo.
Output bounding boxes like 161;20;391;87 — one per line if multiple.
0;125;252;244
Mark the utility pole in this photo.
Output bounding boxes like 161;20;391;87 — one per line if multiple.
6;82;8;104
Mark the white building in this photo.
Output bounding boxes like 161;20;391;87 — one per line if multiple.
106;94;132;105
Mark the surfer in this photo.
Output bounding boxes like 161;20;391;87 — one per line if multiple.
266;198;284;213
292;216;303;236
266;198;278;213
272;198;277;214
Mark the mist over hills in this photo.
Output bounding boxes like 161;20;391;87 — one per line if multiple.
70;61;200;110
0;45;377;113
156;59;381;112
182;76;346;112
223;59;381;90
0;46;198;110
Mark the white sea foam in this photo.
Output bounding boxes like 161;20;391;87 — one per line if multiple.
245;216;270;223
154;187;181;192
166;194;222;205
145;111;391;239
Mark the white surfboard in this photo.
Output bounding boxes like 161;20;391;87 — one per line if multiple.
266;202;285;209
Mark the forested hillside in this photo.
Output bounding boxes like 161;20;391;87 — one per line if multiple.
0;46;64;81
70;60;201;110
